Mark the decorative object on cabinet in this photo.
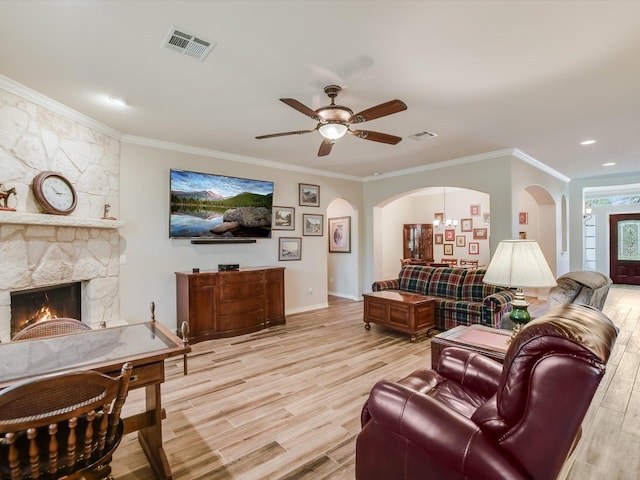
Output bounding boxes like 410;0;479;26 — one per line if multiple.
434;233;443;245
470;204;481;216
460;218;473;232
175;267;285;344
443;243;453;255
402;224;433;263
32;171;77;215
299;183;320;206
469;242;479;254
329;216;351;253
279;237;302;260
273;206;295;230
0;183;17;211
302;213;323;236
444;229;455;241
456;235;466;247
519;211;528;224
473;227;488;239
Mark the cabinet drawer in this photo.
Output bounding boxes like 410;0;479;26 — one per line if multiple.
219;311;263;330
220;283;263;300
129;362;164;389
219;297;263;315
219;272;263;285
190;275;216;287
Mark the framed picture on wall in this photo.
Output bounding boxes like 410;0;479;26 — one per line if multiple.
456;235;466;247
278;237;301;261
470;204;481;216
329;216;351;253
444;244;454;255
272;206;295;230
445;229;455;241
299;183;320;207
461;218;473;232
469;242;479;255
434;212;444;223
434;233;444;245
519;211;528;225
473;228;488;239
302;214;323;236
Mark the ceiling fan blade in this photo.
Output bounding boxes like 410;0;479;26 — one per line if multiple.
318;140;334;156
255;129;316;139
351;99;407;123
349;129;403;145
280;98;322;122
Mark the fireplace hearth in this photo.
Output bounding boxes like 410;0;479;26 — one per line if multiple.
10;282;82;339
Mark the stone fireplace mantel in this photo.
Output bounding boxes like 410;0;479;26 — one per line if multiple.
0;211;125;229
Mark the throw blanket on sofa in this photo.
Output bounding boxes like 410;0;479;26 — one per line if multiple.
372;265;514;330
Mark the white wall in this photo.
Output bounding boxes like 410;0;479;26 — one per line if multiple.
327;198;359;300
118;142;362;329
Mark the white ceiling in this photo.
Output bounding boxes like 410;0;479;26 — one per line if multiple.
1;1;639;180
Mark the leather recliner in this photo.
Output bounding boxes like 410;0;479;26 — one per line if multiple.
356;303;617;480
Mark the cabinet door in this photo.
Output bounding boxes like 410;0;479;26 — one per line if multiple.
264;268;285;322
189;282;217;341
403;224;433;262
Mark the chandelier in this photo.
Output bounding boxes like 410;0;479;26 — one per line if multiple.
433;187;458;229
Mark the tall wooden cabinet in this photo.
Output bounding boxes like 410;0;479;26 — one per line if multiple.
175;267;285;344
403;224;434;262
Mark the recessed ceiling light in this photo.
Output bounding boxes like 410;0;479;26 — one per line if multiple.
580;139;596;145
603;162;616;167
108;95;128;107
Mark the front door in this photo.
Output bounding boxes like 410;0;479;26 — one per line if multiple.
610;213;640;285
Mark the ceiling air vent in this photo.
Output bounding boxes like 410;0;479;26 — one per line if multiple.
162;26;216;61
409;131;438;140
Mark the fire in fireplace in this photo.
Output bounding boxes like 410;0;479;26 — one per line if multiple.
10;282;82;339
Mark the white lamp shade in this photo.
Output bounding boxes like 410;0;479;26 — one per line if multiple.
318;122;348;140
483;240;557;288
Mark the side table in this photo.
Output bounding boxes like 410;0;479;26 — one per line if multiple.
431;324;511;367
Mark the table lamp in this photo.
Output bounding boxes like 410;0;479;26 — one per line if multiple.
483;240;557;336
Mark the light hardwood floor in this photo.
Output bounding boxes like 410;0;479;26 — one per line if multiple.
111;286;640;479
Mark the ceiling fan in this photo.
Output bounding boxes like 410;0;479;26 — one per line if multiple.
255;85;407;157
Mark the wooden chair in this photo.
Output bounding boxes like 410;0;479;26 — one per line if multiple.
0;363;132;480
441;258;458;267
12;318;90;341
400;258;428;267
460;259;479;267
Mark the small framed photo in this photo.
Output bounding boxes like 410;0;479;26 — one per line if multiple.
434;212;444;223
434;233;444;245
460;218;473;232
278;237;302;261
519;231;527;239
302;214;323;236
469;242;479;255
470;204;481;216
473;228;488;239
456;235;466;247
444;244;454;255
272;206;295;230
519;211;528;225
445;229;455;241
329;216;351;253
299;183;320;207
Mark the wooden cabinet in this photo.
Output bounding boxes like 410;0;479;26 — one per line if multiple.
176;267;285;344
403;223;434;262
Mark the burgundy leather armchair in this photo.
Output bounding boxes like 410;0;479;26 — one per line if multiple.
356;303;617;480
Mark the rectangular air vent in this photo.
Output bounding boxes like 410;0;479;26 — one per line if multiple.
162;26;216;61
409;130;438;140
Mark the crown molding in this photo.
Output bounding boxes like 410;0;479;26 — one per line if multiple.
0;74;123;140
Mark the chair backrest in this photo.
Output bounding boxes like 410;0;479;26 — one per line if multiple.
460;259;478;267
400;258;427;266
471;304;617;479
0;363;132;480
12;318;90;341
441;258;458;266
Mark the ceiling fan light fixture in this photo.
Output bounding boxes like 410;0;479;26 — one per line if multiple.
319;122;348;140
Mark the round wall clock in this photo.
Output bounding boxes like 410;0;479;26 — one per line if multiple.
32;171;77;215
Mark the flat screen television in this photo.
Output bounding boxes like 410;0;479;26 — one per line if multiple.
170;169;274;239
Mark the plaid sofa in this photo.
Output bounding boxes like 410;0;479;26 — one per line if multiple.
371;265;514;330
